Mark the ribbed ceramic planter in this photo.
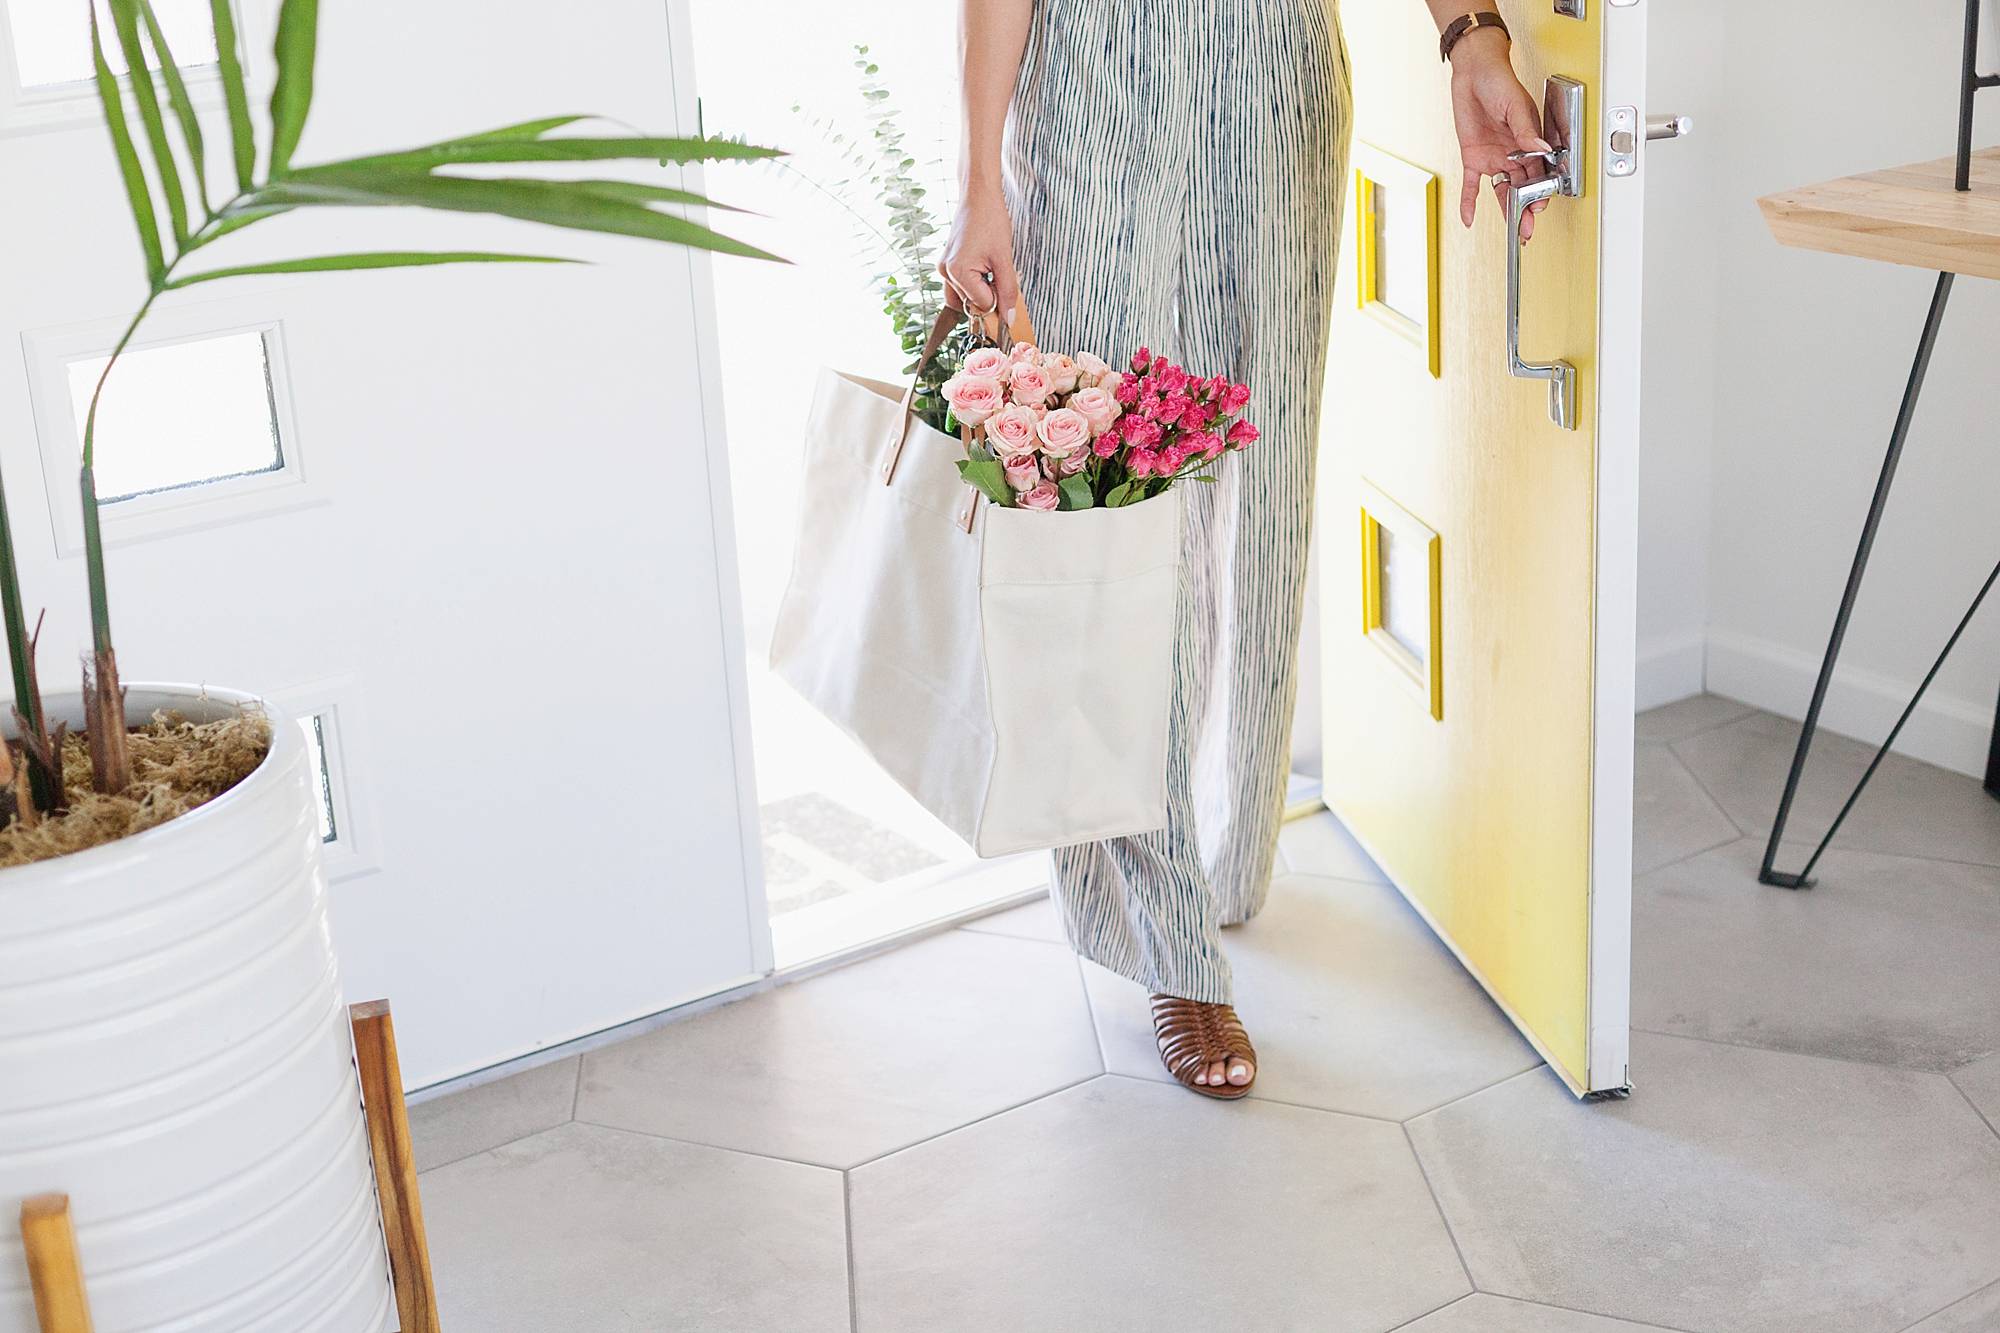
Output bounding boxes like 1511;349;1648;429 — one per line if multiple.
0;685;391;1331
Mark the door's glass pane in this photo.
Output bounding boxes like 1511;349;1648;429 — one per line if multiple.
9;0;218;91
1377;526;1430;667
1371;181;1427;326
297;714;337;843
65;330;283;502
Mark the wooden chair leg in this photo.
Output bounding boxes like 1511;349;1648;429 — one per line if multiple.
350;1000;440;1333
18;1194;92;1333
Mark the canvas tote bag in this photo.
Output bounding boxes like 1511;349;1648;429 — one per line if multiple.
768;307;1181;858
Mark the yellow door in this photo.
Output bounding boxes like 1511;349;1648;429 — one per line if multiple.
1322;0;1646;1096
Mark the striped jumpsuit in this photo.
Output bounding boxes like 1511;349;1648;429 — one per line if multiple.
1007;0;1351;1004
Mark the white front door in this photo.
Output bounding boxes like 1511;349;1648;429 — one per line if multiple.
0;0;768;1086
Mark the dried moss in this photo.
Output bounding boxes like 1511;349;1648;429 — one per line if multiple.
0;708;272;869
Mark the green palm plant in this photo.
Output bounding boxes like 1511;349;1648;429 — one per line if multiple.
0;0;778;815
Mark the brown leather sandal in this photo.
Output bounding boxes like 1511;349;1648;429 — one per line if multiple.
1150;994;1258;1100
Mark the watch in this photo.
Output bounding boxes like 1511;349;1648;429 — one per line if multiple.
1440;11;1509;63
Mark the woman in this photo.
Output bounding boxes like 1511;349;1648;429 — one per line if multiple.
939;1;1552;1098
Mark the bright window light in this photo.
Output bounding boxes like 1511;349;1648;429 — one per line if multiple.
7;0;218;90
65;330;284;503
297;714;336;844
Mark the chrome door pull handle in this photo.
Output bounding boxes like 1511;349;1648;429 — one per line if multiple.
1504;75;1586;432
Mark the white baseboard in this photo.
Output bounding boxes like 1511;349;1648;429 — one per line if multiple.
1635;631;1707;712
1704;627;1994;780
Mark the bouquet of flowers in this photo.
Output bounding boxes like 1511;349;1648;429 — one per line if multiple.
938;345;1258;511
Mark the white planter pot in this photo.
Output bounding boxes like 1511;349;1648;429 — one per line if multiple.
0;685;391;1332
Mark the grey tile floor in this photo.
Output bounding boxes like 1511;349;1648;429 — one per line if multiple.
411;696;2000;1332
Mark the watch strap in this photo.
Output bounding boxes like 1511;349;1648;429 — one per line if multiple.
1440;11;1509;63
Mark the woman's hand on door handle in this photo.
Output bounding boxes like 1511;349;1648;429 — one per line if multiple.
1446;36;1552;243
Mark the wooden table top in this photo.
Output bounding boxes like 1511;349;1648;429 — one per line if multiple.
1759;147;2000;281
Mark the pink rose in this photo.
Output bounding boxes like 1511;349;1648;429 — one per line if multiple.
1113;376;1140;406
1190;430;1224;458
1008;342;1040;365
1096;369;1125;396
1222;382;1252;413
1127;449;1161;479
1227;419;1259;448
1092;420;1124;458
1019;480;1060;511
986;403;1041;455
1123;417;1163;450
1010;364;1054;405
943;373;1004;426
1057;448;1091;477
1002;453;1042;493
1042;353;1081;394
1068;386;1121;435
1036;407;1092;458
1159;393;1194;427
1160;444;1191;474
1076;352;1111;380
1130;346;1153;374
962;347;1011;380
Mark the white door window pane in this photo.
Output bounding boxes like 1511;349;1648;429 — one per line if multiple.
1377;525;1430;667
297;714;336;844
8;0;218;90
65;330;284;503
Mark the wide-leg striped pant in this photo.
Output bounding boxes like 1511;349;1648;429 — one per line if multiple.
1007;0;1352;1005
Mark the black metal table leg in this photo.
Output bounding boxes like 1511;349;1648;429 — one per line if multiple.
1759;271;1957;888
1986;681;2000;801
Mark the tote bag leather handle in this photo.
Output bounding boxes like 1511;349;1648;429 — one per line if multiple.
878;301;1037;488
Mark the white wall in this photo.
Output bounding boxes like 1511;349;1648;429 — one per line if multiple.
1641;1;2000;777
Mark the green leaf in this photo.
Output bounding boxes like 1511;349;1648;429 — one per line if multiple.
956;458;1013;507
209;0;255;190
1104;482;1134;509
298;134;782;174
240;170;786;262
136;0;205;213
106;0;187;243
164;250;579;289
1058;473;1095;511
268;0;318;175
90;8;164;282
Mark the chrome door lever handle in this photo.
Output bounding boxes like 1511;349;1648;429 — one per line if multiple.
1503;75;1586;432
1506;179;1578;432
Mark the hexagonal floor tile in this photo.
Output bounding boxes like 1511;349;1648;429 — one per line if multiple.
1672;711;2000;868
1954;1051;2000;1130
422;1122;847;1332
1402;1293;1673;1331
1632;744;1738;875
1907;1279;2000;1331
849;1075;1467;1331
1082;874;1540;1119
1635;693;1755;745
576;928;1101;1167
1634;839;2000;1070
408;1055;578;1172
958;893;1065;944
1406;1032;2000;1333
1278;811;1389;884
